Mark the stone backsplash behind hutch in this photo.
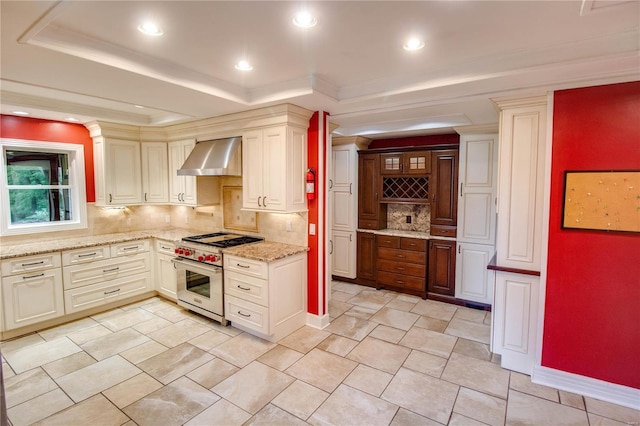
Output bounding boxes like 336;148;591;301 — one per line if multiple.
387;203;430;232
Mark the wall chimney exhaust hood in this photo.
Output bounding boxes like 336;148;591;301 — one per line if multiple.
177;136;242;176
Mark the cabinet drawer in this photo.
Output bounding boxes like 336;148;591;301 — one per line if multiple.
225;270;269;307
224;255;268;279
377;271;426;291
64;272;151;314
401;238;427;251
110;240;150;257
376;235;400;249
377;259;425;278
2;269;64;330
1;253;61;277
377;247;426;264
225;294;269;335
62;246;110;266
358;219;383;230
63;253;151;290
155;240;176;256
430;225;457;238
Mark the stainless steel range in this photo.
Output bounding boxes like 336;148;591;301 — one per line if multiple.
172;232;263;325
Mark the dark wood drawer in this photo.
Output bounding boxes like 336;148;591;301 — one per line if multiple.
377;259;425;278
376;235;400;248
430;225;457;238
377;271;426;291
377;247;426;264
359;219;383;230
400;238;426;251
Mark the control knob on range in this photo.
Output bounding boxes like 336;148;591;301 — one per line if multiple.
198;255;204;262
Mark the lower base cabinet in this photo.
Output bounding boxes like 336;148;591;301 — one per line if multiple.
428;239;456;297
224;252;307;342
376;235;427;298
155;240;177;300
356;232;376;283
1;253;64;331
455;242;495;304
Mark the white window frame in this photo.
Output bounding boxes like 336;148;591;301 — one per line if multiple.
0;138;87;236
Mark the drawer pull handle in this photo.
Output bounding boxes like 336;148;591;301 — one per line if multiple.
78;253;97;258
103;267;120;273
161;246;171;250
238;311;251;318
237;285;251;291
104;288;120;295
21;260;44;267
396;267;405;271
396;280;405;284
396;255;405;258
123;246;138;251
23;273;45;280
236;263;250;269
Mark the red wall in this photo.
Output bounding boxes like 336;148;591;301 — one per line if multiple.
0;115;95;202
543;82;640;388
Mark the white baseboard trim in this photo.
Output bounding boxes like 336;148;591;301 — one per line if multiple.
306;313;330;330
532;365;640;410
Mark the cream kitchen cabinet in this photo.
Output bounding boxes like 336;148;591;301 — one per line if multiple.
155;239;177;301
141;142;169;204
224;253;306;342
168;139;219;206
1;252;65;330
242;125;307;213
93;138;143;206
455;132;498;305
63;240;152;314
329;138;369;279
168;139;196;204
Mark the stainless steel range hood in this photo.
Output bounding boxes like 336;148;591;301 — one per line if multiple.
177;136;242;176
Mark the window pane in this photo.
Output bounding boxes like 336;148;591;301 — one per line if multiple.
5;150;69;185
8;188;72;224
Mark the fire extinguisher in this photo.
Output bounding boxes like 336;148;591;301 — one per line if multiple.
306;168;316;200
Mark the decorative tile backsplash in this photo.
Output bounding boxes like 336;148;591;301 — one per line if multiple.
387;203;430;232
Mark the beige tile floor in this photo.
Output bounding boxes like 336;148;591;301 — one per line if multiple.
2;281;639;426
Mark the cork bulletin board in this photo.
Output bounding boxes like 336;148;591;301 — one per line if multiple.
562;170;640;233
223;186;258;232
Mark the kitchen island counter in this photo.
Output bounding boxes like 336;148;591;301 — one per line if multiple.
222;241;308;263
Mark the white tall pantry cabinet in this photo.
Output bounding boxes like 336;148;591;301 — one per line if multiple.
329;137;370;279
491;94;548;375
455;132;498;305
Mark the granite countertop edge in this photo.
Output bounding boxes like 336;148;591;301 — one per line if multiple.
223;241;309;263
356;228;457;241
0;229;308;262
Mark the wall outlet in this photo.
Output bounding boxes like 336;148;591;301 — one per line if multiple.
164;215;171;223
184;216;190;224
406;215;412;224
285;219;292;232
309;223;316;235
125;218;132;226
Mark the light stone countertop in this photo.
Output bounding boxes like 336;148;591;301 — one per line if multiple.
356;228;457;241
0;228;200;260
222;241;309;263
0;228;308;263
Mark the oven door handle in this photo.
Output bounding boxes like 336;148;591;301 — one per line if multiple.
172;257;222;272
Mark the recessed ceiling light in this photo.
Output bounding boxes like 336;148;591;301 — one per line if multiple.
293;11;317;28
403;38;425;51
12;111;29;115
134;105;145;109
235;60;253;71
66;117;79;122
137;21;163;36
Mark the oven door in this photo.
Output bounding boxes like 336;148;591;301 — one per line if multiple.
173;258;223;317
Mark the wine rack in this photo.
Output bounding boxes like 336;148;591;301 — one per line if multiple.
382;177;429;203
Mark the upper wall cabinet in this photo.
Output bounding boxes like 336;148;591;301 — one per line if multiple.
242;125;307;213
168;139;219;206
380;151;431;175
141;142;169;204
430;149;459;237
358;153;387;230
93;138;142;206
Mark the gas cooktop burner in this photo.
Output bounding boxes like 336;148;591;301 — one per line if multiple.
183;232;264;248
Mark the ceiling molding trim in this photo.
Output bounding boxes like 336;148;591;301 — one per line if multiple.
0;91;152;125
23;24;250;105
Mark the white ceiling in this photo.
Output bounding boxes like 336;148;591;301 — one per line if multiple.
1;1;638;138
